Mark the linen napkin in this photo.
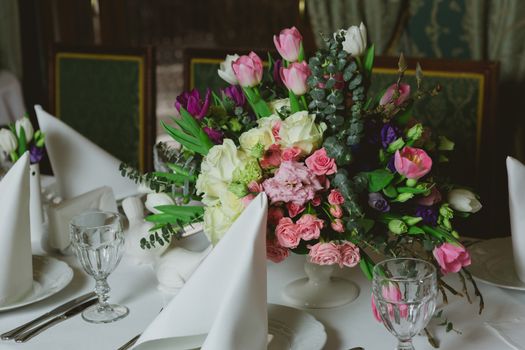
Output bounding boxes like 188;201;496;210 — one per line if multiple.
506;156;525;282
134;193;269;350
0;153;33;306
34;105;138;200
47;186;118;252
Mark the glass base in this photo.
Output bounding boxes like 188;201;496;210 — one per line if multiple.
81;303;129;324
396;339;415;350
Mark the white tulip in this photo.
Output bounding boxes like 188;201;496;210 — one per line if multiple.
217;54;240;85
0;129;18;154
15;117;34;142
145;193;175;214
341;22;367;57
448;189;482;213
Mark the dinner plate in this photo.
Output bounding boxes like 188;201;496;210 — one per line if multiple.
268;304;327;350
468;237;525;291
0;255;74;311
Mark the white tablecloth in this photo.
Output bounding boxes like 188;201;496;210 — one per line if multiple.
0;70;25;125
1;244;525;350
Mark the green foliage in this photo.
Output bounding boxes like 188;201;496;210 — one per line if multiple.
366;169;395;192
162;107;213;156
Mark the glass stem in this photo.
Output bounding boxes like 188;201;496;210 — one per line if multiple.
396;339;415;350
95;278;111;310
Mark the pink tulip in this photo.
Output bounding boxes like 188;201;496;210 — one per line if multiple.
394;146;432;180
416;186;442;206
273;27;303;62
371;284;409;323
232;52;263;88
280;61;311;96
379;83;411;106
433;243;471;274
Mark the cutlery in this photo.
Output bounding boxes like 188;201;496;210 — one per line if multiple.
14;298;98;343
117;333;141;350
1;291;96;340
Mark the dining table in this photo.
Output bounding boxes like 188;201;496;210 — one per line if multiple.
1;231;524;350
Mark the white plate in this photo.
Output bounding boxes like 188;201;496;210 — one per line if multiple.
0;255;74;311
268;304;327;350
469;237;525;291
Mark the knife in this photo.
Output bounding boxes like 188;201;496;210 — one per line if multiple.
14;298;98;343
1;291;96;340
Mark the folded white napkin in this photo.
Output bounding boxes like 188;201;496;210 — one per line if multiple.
506;156;525;282
34;105;138;200
47;186;117;252
135;193;269;350
0;153;33;306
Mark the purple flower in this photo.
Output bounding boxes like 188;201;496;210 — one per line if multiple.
387;156;396;173
203;127;224;144
222;85;246;107
29;145;44;164
273;59;283;86
368;193;390;212
174;89;211;120
415;205;438;225
380;123;400;149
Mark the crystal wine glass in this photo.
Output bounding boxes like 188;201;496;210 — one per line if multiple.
70;211;129;323
372;258;437;350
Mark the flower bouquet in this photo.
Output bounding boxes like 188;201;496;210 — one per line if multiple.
0;115;45;165
124;23;483;343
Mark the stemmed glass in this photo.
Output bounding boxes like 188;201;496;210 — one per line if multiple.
70;211;129;323
372;258;437;350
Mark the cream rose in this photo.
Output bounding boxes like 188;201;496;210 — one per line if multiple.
199;139;245;184
239;127;274;152
268;98;290;114
203;206;231;245
278;111;326;154
196;175;228;206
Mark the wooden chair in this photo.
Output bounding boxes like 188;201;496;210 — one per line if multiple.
49;45;156;172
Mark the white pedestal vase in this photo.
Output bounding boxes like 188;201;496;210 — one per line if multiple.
29;163;44;246
282;258;359;309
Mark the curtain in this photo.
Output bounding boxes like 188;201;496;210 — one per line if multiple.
0;0;22;79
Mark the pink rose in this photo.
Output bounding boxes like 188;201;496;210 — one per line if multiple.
433;243;471;274
286;202;305;218
305;148;337;176
394;146;432;180
379;83;411;106
268;207;284;226
266;238;289;263
272;122;282;142
241;194;255;207
416;186;442;206
280;61;311;96
247;180;263;193
273;27;303;62
328;189;345;205
329;205;343;218
297;214;324;240
232;52;263;87
260;144;282;169
282;147;302;161
308;242;341;266
317;175;331;189
339;242;360;267
275;217;301;248
311;195;321;207
331;219;344;233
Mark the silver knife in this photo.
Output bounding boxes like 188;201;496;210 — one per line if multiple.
1;291;96;340
15;298;98;343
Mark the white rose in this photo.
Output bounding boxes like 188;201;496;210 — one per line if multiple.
448;189;482;213
217;54;240;85
195;174;228;205
0;128;17;154
279;111;326;154
239;127;274;152
15;117;34;142
145;193;175;214
217;190;244;219
200;139;245;184
203;206;232;245
340;22;367;57
268;98;290;114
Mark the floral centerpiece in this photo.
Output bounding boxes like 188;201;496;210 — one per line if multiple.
0;115;45;165
123;23;483;344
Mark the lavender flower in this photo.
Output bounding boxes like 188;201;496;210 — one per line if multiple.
414;205;438;225
387;156;396;173
174;89;211;120
222;85;246;107
203;127;224;144
368;192;390;212
380;123;400;149
29;145;44;164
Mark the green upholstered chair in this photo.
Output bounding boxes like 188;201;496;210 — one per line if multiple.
49;45;156;172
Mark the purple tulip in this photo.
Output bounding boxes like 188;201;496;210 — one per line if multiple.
368;193;390;212
203;127;224;144
273;59;283;86
380;123;400;149
174;89;211;120
29;144;44;164
222;85;246;107
414;205;438;225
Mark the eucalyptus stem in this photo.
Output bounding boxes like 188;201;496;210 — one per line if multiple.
458;271;472;304
438;285;449;305
424;327;439;348
463;268;484;314
439;280;463;297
